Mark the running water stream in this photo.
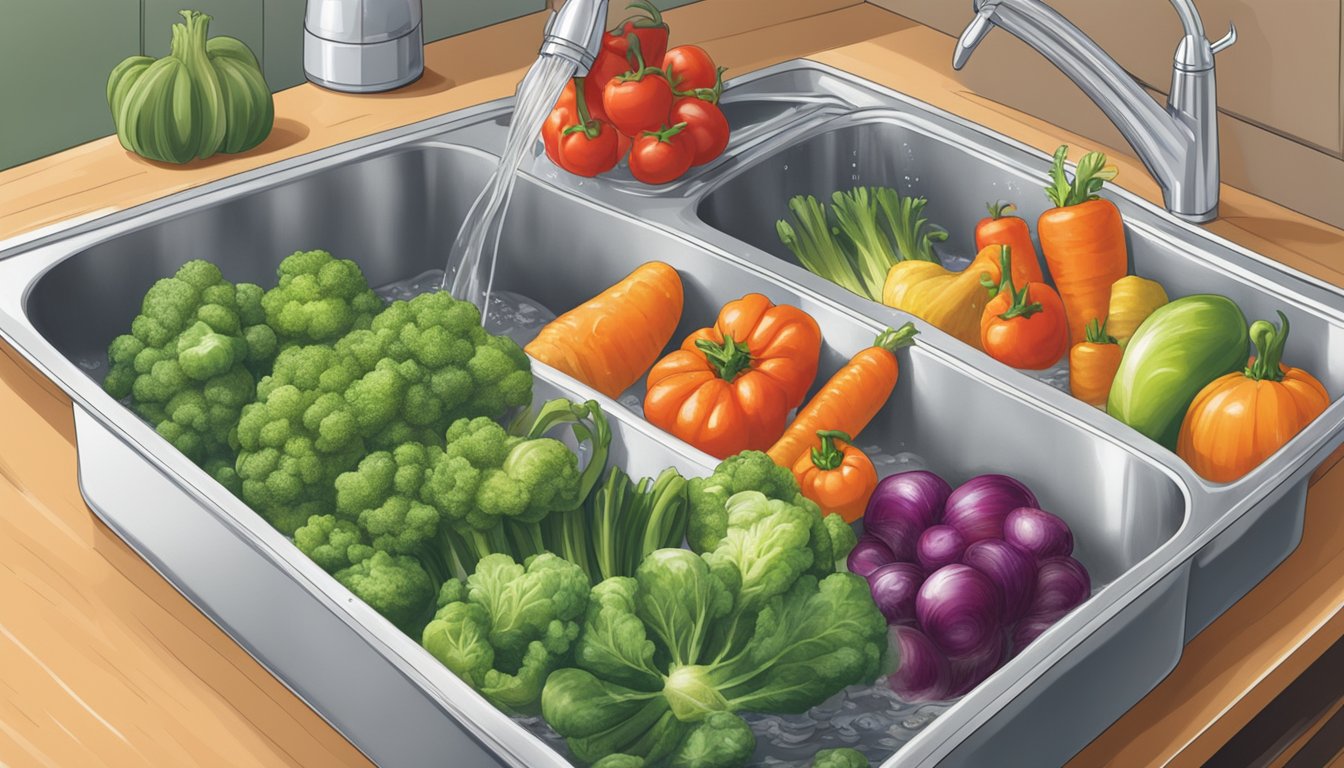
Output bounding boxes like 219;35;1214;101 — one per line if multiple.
439;54;576;322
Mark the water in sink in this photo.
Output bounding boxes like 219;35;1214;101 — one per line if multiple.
376;269;557;350
441;54;575;322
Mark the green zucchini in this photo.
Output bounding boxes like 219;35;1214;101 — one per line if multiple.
1106;294;1249;450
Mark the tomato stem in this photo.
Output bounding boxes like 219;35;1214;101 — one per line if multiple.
642;122;688;143
610;0;666;34
873;322;919;353
695;335;753;381
986;200;1016;220
810;430;853;472
987;245;1044;321
671;66;728;104
561;76;603;140
614;33;665;83
1083;317;1118;345
1245;310;1290;382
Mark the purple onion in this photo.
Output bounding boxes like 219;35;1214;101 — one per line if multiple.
867;562;925;625
847;535;897;577
962;539;1037;624
916;564;1004;658
888;625;953;703
917;525;968;572
863;471;951;561
942;474;1039;544
1011;608;1069;656
1027;556;1092;615
947;630;1007;698
1004;507;1074;560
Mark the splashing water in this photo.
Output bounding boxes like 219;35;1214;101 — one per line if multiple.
441;54;576;322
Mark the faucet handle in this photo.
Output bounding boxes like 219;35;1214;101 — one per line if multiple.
1210;22;1237;54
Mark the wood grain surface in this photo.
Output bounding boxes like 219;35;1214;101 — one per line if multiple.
1;1;1343;766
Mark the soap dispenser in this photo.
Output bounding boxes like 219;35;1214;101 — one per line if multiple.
304;0;425;92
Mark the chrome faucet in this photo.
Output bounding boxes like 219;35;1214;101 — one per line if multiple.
540;0;610;75
953;0;1236;223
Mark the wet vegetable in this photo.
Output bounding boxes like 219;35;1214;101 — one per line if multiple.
961;539;1037;624
847;535;897;578
862;470;951;561
1106;275;1169;347
942;474;1039;544
108;11;273;164
947;632;1006;697
1003;507;1074;561
867;562;925;625
916;564;1004;658
979;245;1070;370
792;430;879;524
887;625;952;702
1177;311;1330;482
1028;556;1091;615
1011;607;1068;654
1068;318;1123;407
883;245;1003;350
916;525;967;572
1107;294;1250;450
975;201;1044;287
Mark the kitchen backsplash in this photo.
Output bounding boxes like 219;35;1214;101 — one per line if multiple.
0;0;700;172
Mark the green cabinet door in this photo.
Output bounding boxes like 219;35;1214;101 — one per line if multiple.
423;0;546;43
0;0;141;170
263;0;307;91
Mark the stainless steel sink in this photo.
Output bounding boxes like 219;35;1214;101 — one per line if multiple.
1;59;1341;768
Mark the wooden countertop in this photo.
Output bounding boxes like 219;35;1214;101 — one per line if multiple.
1;2;1342;766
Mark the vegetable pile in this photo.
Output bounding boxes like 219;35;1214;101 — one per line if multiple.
847;471;1090;702
542;3;730;184
777;144;1331;482
108;10;274;164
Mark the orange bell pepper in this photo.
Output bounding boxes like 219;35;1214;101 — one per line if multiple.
643;293;822;458
792;430;878;524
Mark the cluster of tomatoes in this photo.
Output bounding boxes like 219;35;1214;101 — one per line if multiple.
541;2;730;185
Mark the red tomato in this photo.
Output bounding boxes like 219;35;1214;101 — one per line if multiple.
629;123;694;185
663;45;719;92
542;104;574;166
604;72;674;137
669;97;729;165
559;120;621;177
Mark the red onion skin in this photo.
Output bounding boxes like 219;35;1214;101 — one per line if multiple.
863;471;952;561
888;625;953;703
1003;506;1074;560
962;539;1037;624
942;474;1039;544
1028;556;1092;615
1011;608;1069;656
947;631;1008;697
867;562;926;625
847;535;897;577
917;525;968;572
916;564;1005;658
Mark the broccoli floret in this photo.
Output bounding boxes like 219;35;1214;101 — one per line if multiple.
103;260;269;472
334;444;441;555
261;250;383;347
294;514;374;572
668;712;756;768
687;450;813;553
335;550;435;636
422;553;590;713
811;747;871;768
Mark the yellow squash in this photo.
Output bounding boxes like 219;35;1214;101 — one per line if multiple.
1106;275;1168;347
882;245;1002;349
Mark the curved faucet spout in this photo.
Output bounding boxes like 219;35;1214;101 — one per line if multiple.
540;0;611;75
954;0;1232;223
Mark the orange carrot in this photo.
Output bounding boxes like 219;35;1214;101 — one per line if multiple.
1038;146;1129;346
975;201;1045;287
767;323;917;468
1068;318;1122;407
525;262;683;399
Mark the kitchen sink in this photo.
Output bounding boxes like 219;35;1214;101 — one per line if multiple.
2;59;1342;768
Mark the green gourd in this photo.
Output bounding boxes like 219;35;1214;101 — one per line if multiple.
107;11;273;163
1106;294;1250;450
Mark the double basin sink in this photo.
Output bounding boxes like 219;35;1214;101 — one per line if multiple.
1;61;1342;767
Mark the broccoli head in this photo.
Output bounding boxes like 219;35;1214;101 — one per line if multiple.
687;450;814;553
334;444;441;555
668;712;756;768
423;417;581;534
261;249;383;347
294;513;374;573
811;748;871;768
334;550;436;636
422;553;590;713
103;260;272;470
